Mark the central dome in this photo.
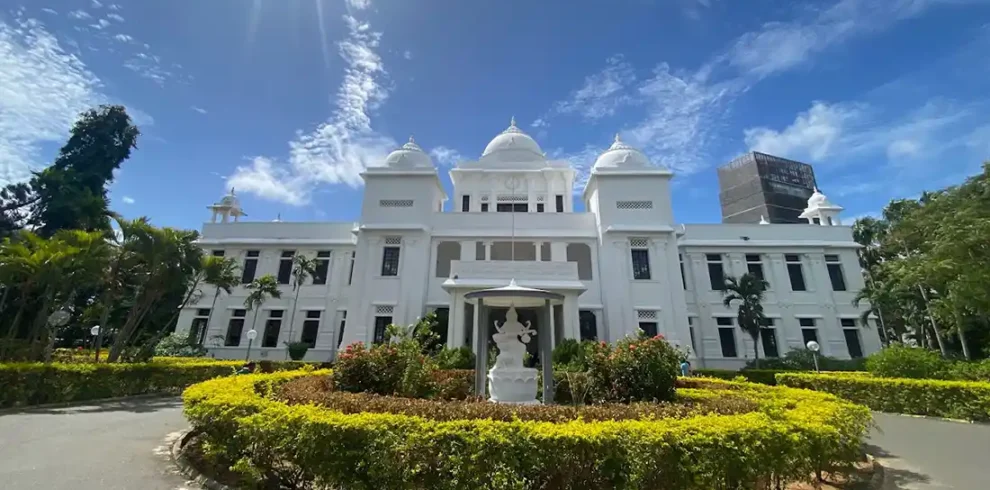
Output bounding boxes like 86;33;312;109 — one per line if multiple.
482;117;544;158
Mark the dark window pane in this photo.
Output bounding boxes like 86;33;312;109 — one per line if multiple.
262;319;281;348
708;262;725;290
716;317;733;326
225;319;245;346
801;328;818;345
639;322;658;337
212;250;225;257
824;254;839;262
785;254;800;262
536;203;544;213
840;318;856;328
373;316;392;344
799;318;816;327
189;317;209;345
679;254;687;289
313;252;331;285
827;264;847;291
337;311;347;348
481;203;489;212
514;203;527;212
787;263;806;291
278;251;295;284
631;249;651;280
496;203;528;213
461;195;470;212
196;308;211;317
718;328;737;357
348;251;355;285
745;254;760;262
241;253;259;284
747;262;765;282
306;310;321;319
381;246;400;276
232;309;246;317
689;326;697;354
301;320;319;348
579;310;597;341
269;310;284;318
555;195;564;212
761;328;779;357
843;329;864;358
433;307;450;346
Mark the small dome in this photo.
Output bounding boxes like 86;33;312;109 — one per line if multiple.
220;188;240;207
482;117;544;158
593;134;651;169
385;136;434;169
808;187;828;207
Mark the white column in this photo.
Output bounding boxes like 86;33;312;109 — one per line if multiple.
550;242;567;262
484;241;492;261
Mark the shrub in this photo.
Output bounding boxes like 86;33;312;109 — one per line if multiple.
947;358;990;381
551;339;593;371
431;369;474;399
334;341;435;398
0;359;241;408
694;368;783;385
433;346;475;370
777;372;990;421
866;344;948;379
586;335;680;402
284;341;310;361
184;371;871;490
745;349;866;371
154;334;208;358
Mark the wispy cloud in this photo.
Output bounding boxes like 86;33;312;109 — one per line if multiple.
121;196;135;204
430;146;462;166
68;10;91;20
552;55;637;121
346;0;372;9
91;0;103;8
106;13;124;22
744;101;862;162
0;15;102;184
90;19;111;30
229;3;397;205
41;8;58;15
403;50;412;60
191;106;208;115
113;33;132;43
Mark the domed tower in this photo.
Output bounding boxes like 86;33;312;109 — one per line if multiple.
208;188;247;223
799;187;844;225
582;134;675;228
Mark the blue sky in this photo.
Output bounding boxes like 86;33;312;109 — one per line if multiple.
1;0;989;230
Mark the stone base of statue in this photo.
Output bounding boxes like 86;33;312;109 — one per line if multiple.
487;367;539;405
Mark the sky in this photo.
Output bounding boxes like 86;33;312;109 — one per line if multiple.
1;0;989;230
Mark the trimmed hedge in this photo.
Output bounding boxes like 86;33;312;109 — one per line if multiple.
184;371;872;489
693;369;784;385
776;372;990;422
0;359;243;408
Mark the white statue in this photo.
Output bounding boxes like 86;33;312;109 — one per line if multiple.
488;306;539;404
492;307;536;370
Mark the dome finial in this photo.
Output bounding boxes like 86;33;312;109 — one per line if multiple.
229;187;235;195
614;133;621;144
510;115;517;127
408;135;415;144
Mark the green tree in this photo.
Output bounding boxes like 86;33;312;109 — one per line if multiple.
722;273;769;367
244;275;282;344
283;254;317;358
196;256;240;346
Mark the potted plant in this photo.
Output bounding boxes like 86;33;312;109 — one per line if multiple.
286;341;310;361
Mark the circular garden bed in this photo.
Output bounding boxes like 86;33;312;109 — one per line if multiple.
182;369;873;490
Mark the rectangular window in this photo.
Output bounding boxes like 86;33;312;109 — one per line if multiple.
746;254;765;284
679;254;688;289
212;250;225;257
348;251;355;285
555;194;564;212
337;311;347;348
262;310;283;348
461;195;470;212
189;309;210;345
638;321;658;337
760;318;779;358
785;254;807;291
224;309;246;346
843;322;864;359
716;317;737;357
301;310;321;348
277;251;295;284
373;316;392;344
799;318;818;346
481;202;489;212
706;254;725;290
241;251;259;284
381;246;400;276
825;254;847;291
631;249;651;280
313;251;331;285
496;203;527;212
537;203;544;213
688;317;697;354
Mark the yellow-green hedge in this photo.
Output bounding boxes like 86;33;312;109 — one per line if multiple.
183;372;872;490
776;372;990;421
0;359;242;408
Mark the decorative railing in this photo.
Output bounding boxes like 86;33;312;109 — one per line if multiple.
449;260;578;281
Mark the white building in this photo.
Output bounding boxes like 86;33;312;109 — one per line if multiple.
177;119;880;369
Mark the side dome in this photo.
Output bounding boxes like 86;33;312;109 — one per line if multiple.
482;117;544;158
385;136;434;169
807;187;828;206
593;134;651;169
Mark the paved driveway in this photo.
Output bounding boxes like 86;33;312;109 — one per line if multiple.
0;397;197;490
869;412;990;489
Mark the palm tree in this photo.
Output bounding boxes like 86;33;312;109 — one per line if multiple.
244;275;281;347
283;254;317;358
197;256;240;346
722;273;769;367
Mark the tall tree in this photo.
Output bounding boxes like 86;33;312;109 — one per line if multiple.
196;256;240;346
722;273;769;367
284;254;317;358
244;275;281;343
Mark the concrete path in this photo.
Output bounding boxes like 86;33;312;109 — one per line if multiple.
869;412;990;489
0;397;198;490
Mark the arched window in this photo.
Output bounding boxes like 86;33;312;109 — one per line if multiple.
435;242;461;278
567;243;593;280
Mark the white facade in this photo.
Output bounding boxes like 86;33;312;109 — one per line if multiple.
177;121;881;368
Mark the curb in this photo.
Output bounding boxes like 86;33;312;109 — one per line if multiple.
170;428;237;490
0;393;175;415
866;454;885;489
874;410;990;426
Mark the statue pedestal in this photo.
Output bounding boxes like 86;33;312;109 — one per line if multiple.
487;367;539;405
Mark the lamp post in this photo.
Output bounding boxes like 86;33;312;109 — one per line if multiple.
245;329;258;361
806;340;821;373
90;325;101;362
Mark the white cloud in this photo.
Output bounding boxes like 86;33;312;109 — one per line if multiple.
108;4;121;10
553;55;637;120
41;8;58;15
90;19;111;30
113;33;132;43
191;106;208;114
430;146;462;166
403;50;412;60
91;0;104;8
121;196;135;204
531;118;548;128
346;0;372;9
106;13;124;22
744;101;862;162
229;11;396;204
887;139;921;160
0;15;102;185
548;144;606;192
68;10;91;20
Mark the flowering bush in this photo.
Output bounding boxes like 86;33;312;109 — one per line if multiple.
587;335;680;403
334;341;436;398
